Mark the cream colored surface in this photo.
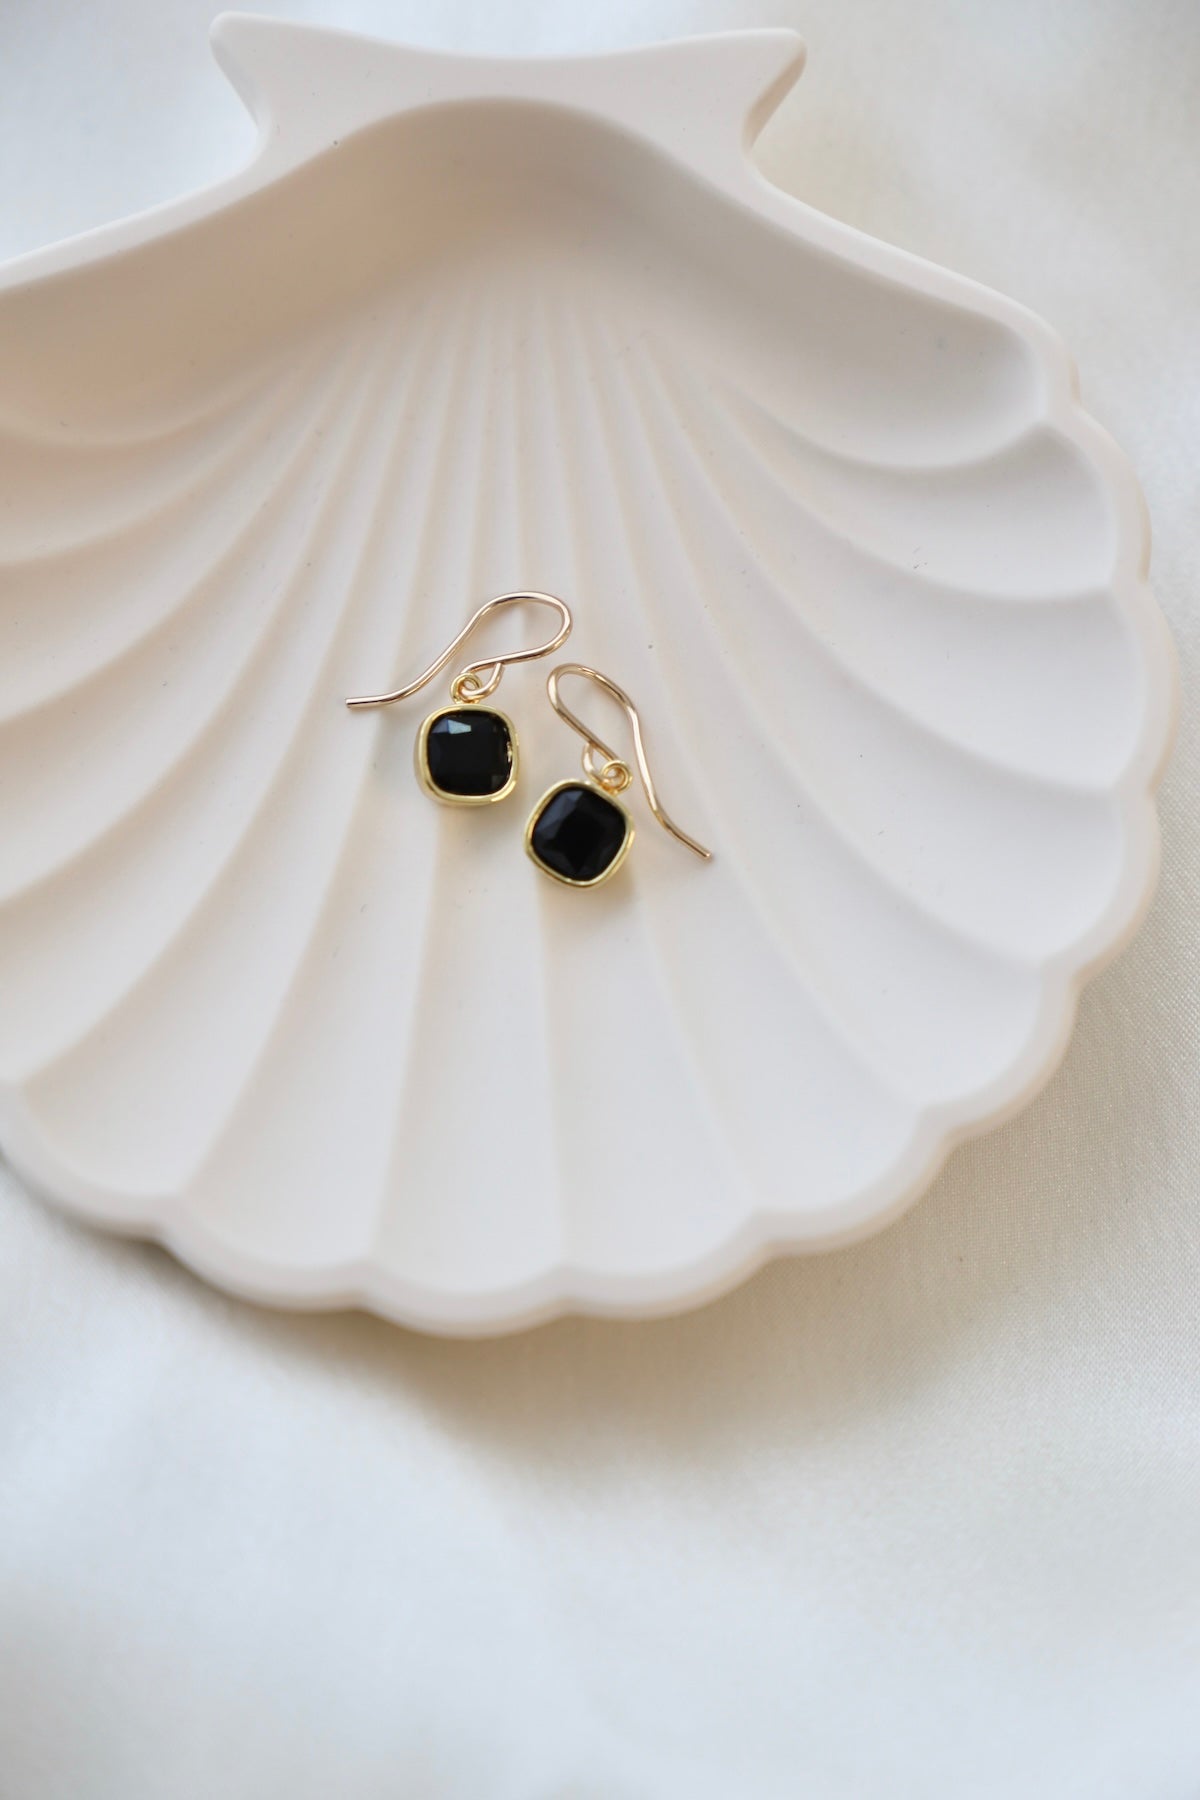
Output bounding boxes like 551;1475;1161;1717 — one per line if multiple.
1;1;1197;1794
0;18;1171;1329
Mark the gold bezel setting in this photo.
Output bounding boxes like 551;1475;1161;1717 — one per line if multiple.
415;705;518;806
524;778;635;888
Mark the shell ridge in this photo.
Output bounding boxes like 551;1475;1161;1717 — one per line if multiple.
0;338;356;736
165;302;467;1210
651;327;1041;479
0;350;327;574
369;295;539;1272
0;347;297;455
537;291;756;1269
580;304;1063;1111
568;301;966;1110
0;331;382;912
640;331;1142;792
11;317;410;1088
591;307;1061;976
515;286;573;1276
646;327;1111;607
625;329;1131;970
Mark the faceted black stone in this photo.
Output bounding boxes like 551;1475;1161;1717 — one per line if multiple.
529;784;629;884
423;708;513;798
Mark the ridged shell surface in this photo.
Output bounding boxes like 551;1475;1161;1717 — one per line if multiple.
0;19;1175;1331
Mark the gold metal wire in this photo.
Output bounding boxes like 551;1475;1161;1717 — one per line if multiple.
545;664;713;862
345;591;573;710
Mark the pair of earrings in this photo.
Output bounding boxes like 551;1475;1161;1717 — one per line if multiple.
346;592;712;889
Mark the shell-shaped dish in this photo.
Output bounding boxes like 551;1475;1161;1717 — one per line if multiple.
0;17;1175;1333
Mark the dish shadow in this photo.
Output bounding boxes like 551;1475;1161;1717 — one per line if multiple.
104;843;1178;1478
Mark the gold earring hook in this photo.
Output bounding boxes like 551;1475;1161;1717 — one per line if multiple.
346;591;572;710
546;663;712;862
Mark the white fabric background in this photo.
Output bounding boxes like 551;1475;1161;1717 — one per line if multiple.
1;3;1197;1795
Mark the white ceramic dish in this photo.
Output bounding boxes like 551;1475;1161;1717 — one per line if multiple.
0;16;1175;1334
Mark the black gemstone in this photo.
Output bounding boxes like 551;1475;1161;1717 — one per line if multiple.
529;784;629;884
423;708;513;798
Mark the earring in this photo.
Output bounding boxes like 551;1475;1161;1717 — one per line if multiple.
345;591;571;805
525;663;713;888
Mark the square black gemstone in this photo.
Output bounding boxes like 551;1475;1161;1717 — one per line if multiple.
423;708;513;798
529;784;630;884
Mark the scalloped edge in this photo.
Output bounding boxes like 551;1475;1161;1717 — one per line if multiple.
0;22;1178;1334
